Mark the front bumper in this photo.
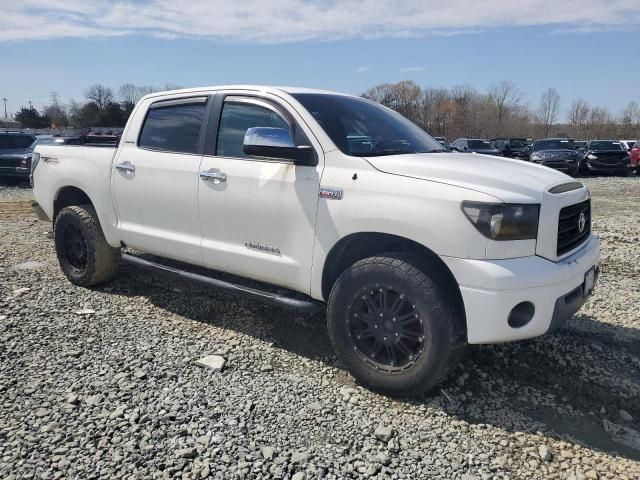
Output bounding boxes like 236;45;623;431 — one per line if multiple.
443;235;600;344
584;161;629;173
535;160;576;171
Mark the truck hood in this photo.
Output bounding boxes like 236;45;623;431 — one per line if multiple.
363;152;573;203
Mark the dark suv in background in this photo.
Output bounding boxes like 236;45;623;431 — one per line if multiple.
529;138;579;176
490;138;532;158
451;138;502;156
579;140;630;176
0;132;36;182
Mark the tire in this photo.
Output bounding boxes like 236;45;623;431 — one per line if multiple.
327;254;465;396
54;205;121;286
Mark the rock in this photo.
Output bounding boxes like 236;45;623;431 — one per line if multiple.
133;369;147;380
260;364;274;372
34;408;50;418
176;447;198;459
375;451;391;466
109;406;126;419
13;261;46;270
261;446;275;460
374;426;393;442
0;315;7;321
12;287;30;296
195;355;226;372
290;451;311;464
74;309;95;315
66;393;80;405
538;445;553;462
292;473;306;480
619;409;633;421
585;470;599;479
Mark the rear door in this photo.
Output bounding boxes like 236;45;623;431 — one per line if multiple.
112;95;211;264
197;92;323;294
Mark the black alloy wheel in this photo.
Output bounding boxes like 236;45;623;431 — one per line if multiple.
348;286;426;372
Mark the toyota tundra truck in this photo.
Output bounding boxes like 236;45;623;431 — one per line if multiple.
31;86;599;395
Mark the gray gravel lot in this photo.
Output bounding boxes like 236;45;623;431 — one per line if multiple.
1;176;640;479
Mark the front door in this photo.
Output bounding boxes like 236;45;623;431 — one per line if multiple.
112;96;209;264
197;94;322;294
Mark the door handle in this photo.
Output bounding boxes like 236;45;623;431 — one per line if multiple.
115;162;135;173
200;170;227;183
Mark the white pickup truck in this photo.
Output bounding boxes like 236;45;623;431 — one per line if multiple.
32;85;599;395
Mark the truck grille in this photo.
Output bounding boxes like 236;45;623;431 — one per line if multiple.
557;199;591;256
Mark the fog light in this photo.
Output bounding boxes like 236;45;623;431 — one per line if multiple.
508;302;535;328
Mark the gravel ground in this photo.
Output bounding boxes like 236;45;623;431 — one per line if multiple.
1;176;640;480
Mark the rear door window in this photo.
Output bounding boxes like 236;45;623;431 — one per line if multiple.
139;100;207;154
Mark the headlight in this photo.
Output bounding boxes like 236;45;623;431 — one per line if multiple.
531;153;542;161
461;201;539;241
587;154;598;160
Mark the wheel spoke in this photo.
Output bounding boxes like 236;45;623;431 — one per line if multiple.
385;345;396;366
396;339;413;357
390;295;405;313
359;328;375;339
379;289;388;309
398;310;419;324
363;295;378;314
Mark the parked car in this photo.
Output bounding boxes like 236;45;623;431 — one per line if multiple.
620;140;638;151
0;132;36;181
574;141;587;151
451;138;502;156
32;85;599;395
529;138;580;176
630;141;640;174
35;135;83;146
578;140;630;176
434;136;451;150
490;138;532;158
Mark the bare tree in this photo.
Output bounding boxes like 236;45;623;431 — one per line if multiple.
118;83;140;104
566;98;591;139
85;84;114;110
487;80;522;134
536;88;560;137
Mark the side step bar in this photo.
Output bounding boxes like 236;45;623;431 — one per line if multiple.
121;254;323;314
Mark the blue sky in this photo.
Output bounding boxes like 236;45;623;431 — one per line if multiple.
1;1;639;117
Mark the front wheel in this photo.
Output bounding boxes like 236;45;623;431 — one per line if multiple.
327;255;465;396
54;205;121;286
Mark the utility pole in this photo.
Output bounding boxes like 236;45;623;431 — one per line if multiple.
2;98;6;118
50;91;59;107
29;100;33;110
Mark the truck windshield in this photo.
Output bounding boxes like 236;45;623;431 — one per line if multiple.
291;93;445;156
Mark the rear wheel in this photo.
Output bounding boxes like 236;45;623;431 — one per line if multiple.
54;205;121;286
327;254;465;396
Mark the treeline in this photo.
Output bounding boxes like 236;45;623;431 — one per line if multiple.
12;80;640;140
14;83;181;129
363;80;640;140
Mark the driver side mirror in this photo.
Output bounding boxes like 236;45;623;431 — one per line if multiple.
243;127;316;165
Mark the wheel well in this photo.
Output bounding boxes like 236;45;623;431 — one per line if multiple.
321;232;467;341
53;186;92;221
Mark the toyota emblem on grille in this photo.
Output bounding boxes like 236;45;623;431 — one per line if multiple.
578;212;586;233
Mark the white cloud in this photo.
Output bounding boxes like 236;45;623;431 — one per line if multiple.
356;66;371;72
1;1;639;42
400;67;424;72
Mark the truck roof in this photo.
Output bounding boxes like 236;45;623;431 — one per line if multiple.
140;85;355;102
